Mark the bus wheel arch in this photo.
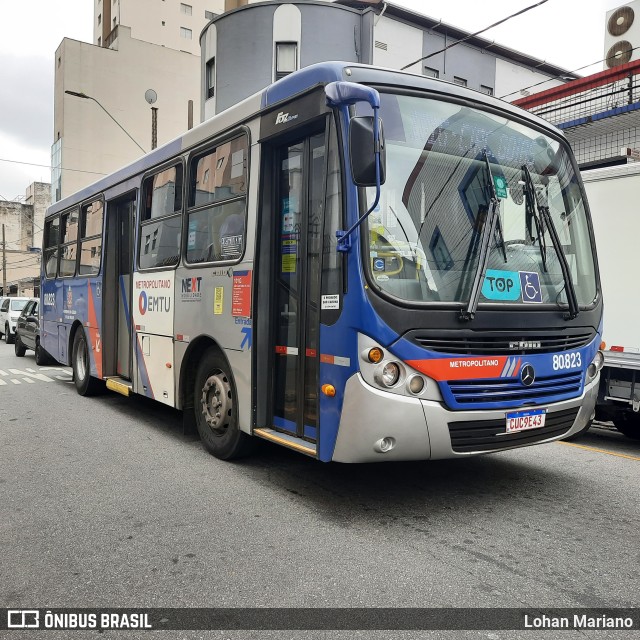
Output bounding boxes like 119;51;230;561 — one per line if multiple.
179;336;223;413
183;339;253;459
70;323;103;396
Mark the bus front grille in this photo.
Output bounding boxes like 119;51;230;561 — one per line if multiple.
407;329;595;355
446;371;583;406
448;407;579;453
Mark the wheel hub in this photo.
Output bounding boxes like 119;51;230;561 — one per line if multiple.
200;372;232;433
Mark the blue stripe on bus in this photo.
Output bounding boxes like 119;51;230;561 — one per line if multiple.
261;61;347;109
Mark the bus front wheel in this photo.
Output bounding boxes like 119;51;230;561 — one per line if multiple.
72;329;103;396
194;349;253;460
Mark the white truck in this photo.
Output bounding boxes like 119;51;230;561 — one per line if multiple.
582;163;640;440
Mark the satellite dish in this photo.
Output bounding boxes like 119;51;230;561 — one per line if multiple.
145;89;158;105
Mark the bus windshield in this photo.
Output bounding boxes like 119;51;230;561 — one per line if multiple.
362;93;598;308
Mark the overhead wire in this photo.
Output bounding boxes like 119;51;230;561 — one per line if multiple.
400;0;549;71
0;157;106;176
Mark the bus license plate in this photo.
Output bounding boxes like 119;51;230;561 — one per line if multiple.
505;409;546;433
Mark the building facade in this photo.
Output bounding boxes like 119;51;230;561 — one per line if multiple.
0;183;50;296
201;0;577;119
53;27;201;200
94;0;224;55
53;0;225;202
513;1;640;170
56;0;578;203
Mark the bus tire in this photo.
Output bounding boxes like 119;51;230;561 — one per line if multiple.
613;411;640;440
72;328;103;396
194;349;253;460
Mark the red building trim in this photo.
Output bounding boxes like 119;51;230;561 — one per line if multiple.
513;59;640;109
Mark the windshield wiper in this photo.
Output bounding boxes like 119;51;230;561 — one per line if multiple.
521;165;579;320
521;165;548;272
460;150;507;321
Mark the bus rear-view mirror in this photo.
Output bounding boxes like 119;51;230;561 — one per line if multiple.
349;116;386;187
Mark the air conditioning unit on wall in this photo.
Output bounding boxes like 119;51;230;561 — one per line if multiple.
604;1;640;68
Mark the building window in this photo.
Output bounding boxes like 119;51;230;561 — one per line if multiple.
180;27;192;39
480;85;494;96
275;42;297;81
97;13;101;25
113;17;116;28
453;76;467;87
205;10;216;20
180;3;192;15
206;58;215;99
98;37;101;47
424;66;439;78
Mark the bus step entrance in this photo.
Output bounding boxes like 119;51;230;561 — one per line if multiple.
105;377;133;397
253;428;317;457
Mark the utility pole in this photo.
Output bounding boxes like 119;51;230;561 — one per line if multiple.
2;224;6;296
151;107;158;150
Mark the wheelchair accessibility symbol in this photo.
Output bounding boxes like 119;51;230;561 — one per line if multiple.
519;271;542;303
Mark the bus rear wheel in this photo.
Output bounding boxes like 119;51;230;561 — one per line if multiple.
194;349;253;460
72;329;103;396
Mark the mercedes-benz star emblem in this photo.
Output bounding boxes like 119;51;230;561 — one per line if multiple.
520;364;536;387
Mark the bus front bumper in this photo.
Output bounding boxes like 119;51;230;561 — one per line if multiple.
332;373;598;463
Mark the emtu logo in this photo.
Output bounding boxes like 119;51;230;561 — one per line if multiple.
275;112;298;125
139;291;148;316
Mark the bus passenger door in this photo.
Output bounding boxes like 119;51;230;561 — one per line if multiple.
271;131;326;447
104;193;135;380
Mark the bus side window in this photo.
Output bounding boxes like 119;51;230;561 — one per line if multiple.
58;209;79;277
78;199;104;275
186;135;248;264
43;216;61;278
139;164;183;270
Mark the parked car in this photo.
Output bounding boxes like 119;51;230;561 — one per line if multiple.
0;296;30;344
14;298;53;364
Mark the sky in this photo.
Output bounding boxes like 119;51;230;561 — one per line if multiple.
0;0;628;201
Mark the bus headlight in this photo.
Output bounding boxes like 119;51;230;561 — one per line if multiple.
375;362;401;387
407;375;425;395
587;350;605;381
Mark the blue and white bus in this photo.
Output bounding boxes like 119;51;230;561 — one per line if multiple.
41;62;603;462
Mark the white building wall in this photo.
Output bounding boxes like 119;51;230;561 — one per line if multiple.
94;0;224;55
273;4;302;82
495;58;564;102
372;15;423;74
55;28;201;200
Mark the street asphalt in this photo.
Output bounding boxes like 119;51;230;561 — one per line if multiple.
1;342;638;639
